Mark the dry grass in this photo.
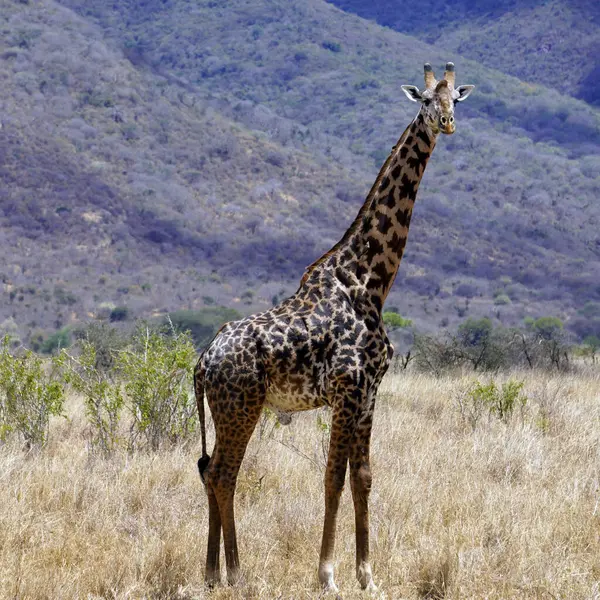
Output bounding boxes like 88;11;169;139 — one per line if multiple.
2;369;600;599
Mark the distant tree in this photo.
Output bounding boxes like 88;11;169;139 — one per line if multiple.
167;307;242;349
413;332;461;375
382;311;412;330
581;335;600;363
109;306;129;322
529;316;563;340
73;322;126;372
457;317;493;348
524;316;570;370
40;327;72;354
414;319;522;373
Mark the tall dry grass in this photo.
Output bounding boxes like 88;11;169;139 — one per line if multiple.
2;369;600;599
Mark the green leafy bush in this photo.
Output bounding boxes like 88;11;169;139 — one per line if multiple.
118;326;197;451
458;318;493;347
40;327;72;354
382;311;412;329
0;337;65;448
578;335;600;363
109;306;129;322
524;316;570;370
458;379;527;429
416;318;512;373
493;293;511;306
59;340;124;455
529;316;564;340
54;286;78;306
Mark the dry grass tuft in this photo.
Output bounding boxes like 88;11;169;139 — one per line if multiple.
414;547;454;599
2;368;600;599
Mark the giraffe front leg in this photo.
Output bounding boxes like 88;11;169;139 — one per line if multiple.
318;410;352;594
350;413;377;593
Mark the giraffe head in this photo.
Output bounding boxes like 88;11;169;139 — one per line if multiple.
401;63;474;135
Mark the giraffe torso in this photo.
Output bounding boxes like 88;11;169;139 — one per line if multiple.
200;276;393;418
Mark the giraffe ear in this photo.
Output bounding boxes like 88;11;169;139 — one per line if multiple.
401;85;423;102
454;85;475;102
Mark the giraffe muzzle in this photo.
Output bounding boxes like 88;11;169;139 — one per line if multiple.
439;115;455;134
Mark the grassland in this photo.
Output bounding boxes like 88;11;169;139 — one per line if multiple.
2;367;600;599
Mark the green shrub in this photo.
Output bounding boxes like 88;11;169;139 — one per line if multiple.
458;317;493;347
382;311;412;329
118;325;197;451
59;341;124;455
458;379;527;429
0;337;65;448
583;335;600;351
40;327;71;354
74;322;126;372
524;316;569;370
530;316;563;340
493;293;511;305
54;286;78;306
109;306;129;322
580;335;600;362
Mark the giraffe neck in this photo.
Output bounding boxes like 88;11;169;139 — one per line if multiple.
301;111;437;315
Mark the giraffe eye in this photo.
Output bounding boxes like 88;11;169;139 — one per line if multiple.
423;98;431;106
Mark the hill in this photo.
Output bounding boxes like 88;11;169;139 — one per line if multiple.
0;0;365;345
327;0;600;105
2;0;600;346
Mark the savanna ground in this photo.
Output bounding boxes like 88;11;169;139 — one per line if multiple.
2;368;600;599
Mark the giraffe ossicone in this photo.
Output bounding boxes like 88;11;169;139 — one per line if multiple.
194;62;474;592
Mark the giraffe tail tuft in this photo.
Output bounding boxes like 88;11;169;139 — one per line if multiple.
198;455;211;485
194;359;211;485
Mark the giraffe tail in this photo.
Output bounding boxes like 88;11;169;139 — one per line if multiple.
194;359;211;485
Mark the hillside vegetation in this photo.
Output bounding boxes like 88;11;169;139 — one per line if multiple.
1;0;600;346
328;0;600;105
0;0;360;343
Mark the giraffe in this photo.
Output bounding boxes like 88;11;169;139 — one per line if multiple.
194;62;474;593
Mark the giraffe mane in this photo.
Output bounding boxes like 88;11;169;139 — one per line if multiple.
299;120;414;286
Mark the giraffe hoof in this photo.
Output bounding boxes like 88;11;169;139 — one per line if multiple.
321;582;340;598
226;568;244;586
319;562;339;595
364;580;378;595
204;574;220;589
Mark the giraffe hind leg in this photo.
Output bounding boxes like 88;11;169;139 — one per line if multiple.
204;387;264;586
205;480;222;586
